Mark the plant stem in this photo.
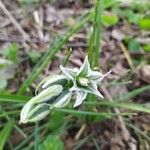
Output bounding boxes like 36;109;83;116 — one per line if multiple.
88;0;104;69
34;122;39;150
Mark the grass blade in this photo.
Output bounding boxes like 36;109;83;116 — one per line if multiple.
18;12;92;94
34;122;39;150
0;93;30;103
56;108;135;117
118;85;150;101
93;0;104;68
86;101;150;113
0;120;14;150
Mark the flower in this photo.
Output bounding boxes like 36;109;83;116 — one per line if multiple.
60;56;111;107
20;80;72;124
20;56;111;123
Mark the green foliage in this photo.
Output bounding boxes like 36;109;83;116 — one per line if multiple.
87;101;150;114
104;0;120;8
128;39;140;53
0;120;14;150
0;78;7;91
138;18;150;30
118;85;150;101
113;9;143;24
49;112;65;131
40;135;64;150
0;93;30;103
18;0;41;4
143;44;150;52
56;108;134;118
2;43;19;64
102;15;118;27
28;51;41;63
124;10;142;24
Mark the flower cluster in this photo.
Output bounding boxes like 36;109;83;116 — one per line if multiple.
20;56;111;124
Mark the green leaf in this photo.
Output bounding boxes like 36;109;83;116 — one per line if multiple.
128;39;140;53
0;78;7;91
86;101;150;113
40;135;64;150
104;0;120;8
0;120;14;150
56;108;135;117
18;0;40;4
102;15;118;27
0;93;30;103
28;51;41;63
143;44;150;52
138;18;150;30
49;112;65;131
118;85;150;101
2;43;19;64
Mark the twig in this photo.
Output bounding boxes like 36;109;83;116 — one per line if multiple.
33;8;44;41
0;0;30;41
101;87;137;150
119;42;134;70
75;123;86;141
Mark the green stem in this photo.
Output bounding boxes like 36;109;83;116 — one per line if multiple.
34;122;39;150
88;0;104;69
63;48;73;67
93;0;104;68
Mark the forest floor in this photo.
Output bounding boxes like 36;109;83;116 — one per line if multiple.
0;0;150;150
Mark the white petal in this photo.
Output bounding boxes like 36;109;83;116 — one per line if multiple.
77;56;91;76
75;82;104;99
73;91;87;107
20;101;33;124
97;70;111;82
27;104;50;123
35;75;55;94
52;91;72;108
90;82;104;98
33;84;63;104
35;75;66;94
60;65;77;80
42;75;66;89
88;70;103;81
28;110;49;123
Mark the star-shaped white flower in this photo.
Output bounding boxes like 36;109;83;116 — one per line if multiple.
60;56;111;107
20;56;111;124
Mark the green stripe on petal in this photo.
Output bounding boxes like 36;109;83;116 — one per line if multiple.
20;101;33;124
87;70;103;81
26;104;50;123
73;91;87;107
60;65;77;80
35;75;66;94
51;91;72;108
77;56;91;76
42;75;67;89
33;84;63;104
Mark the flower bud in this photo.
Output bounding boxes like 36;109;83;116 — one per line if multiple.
20;103;49;124
20;84;63;124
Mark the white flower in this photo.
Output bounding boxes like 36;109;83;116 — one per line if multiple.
20;56;111;123
60;56;111;107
